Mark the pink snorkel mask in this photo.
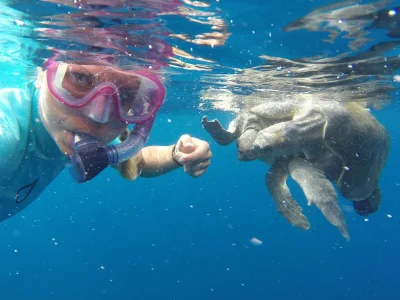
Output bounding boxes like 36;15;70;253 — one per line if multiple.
45;61;166;183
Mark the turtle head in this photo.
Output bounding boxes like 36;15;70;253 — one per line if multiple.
237;129;259;161
237;148;258;161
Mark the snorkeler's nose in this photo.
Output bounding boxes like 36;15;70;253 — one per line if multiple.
83;95;114;124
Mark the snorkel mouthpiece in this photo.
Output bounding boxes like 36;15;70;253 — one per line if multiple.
69;119;154;183
69;133;109;183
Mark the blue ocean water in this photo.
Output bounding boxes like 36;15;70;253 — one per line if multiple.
1;0;400;299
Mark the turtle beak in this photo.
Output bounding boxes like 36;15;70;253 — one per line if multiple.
238;149;257;161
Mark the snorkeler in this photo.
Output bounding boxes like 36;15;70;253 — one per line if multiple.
0;59;211;222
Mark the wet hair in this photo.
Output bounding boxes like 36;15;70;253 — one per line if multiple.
44;49;120;69
117;128;140;181
118;156;140;181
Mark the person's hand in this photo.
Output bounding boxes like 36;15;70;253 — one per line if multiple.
172;134;212;178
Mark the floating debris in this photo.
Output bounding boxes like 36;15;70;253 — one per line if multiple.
250;237;263;246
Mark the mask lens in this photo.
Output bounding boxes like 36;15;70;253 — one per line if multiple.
118;75;158;121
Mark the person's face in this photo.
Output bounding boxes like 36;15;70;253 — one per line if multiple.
38;71;128;156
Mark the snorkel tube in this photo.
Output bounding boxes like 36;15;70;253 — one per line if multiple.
69;119;154;183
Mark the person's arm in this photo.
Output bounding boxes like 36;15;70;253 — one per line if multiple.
118;134;212;180
0;89;23;182
136;145;181;177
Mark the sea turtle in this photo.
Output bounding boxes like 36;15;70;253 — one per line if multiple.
202;96;390;240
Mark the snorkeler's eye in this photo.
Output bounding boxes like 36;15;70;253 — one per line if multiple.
118;88;139;116
68;71;94;89
118;88;135;103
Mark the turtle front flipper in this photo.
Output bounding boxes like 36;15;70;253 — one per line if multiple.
266;159;310;230
202;116;239;146
288;158;350;241
251;110;326;155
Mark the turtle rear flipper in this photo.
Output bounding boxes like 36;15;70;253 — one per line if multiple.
266;159;310;230
288;158;350;241
202;116;239;146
